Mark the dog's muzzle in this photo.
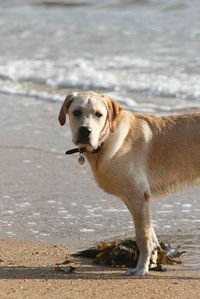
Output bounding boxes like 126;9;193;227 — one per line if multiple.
77;126;91;144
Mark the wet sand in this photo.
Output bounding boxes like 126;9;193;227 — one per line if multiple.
0;94;199;298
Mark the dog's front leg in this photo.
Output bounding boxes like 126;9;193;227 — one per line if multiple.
124;194;153;276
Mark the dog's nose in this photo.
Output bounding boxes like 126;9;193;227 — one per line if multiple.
79;126;91;137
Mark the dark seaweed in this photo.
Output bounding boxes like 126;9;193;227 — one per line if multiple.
73;239;185;271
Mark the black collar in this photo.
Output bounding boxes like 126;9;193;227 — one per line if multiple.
65;143;103;156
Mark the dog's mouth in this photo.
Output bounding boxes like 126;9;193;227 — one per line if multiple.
74;138;94;152
74;137;103;153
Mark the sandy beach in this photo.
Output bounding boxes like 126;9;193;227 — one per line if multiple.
0;239;199;299
0;93;199;298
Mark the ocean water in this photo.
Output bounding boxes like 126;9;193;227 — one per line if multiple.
1;0;200;113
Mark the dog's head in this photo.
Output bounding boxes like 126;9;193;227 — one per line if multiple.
58;91;122;152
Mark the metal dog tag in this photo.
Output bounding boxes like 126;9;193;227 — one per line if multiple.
78;148;85;165
78;154;85;165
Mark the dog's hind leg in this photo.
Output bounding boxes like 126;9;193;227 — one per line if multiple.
152;227;159;249
149;227;160;268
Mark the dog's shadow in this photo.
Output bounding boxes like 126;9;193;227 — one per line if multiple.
0;262;199;280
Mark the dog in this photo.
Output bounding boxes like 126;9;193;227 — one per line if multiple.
58;91;200;276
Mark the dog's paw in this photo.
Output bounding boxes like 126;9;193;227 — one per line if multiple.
125;267;149;276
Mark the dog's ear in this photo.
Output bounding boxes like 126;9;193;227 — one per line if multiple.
107;98;122;132
58;94;74;126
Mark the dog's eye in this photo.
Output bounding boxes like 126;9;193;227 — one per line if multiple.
73;110;82;117
95;111;103;118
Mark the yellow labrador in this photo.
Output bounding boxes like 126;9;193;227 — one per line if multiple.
58;91;200;276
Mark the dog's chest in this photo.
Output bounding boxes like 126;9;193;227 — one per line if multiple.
88;158;124;197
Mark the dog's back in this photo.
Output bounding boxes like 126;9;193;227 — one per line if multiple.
140;113;200;197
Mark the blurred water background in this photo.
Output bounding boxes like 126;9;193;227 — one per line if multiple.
1;0;200;113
